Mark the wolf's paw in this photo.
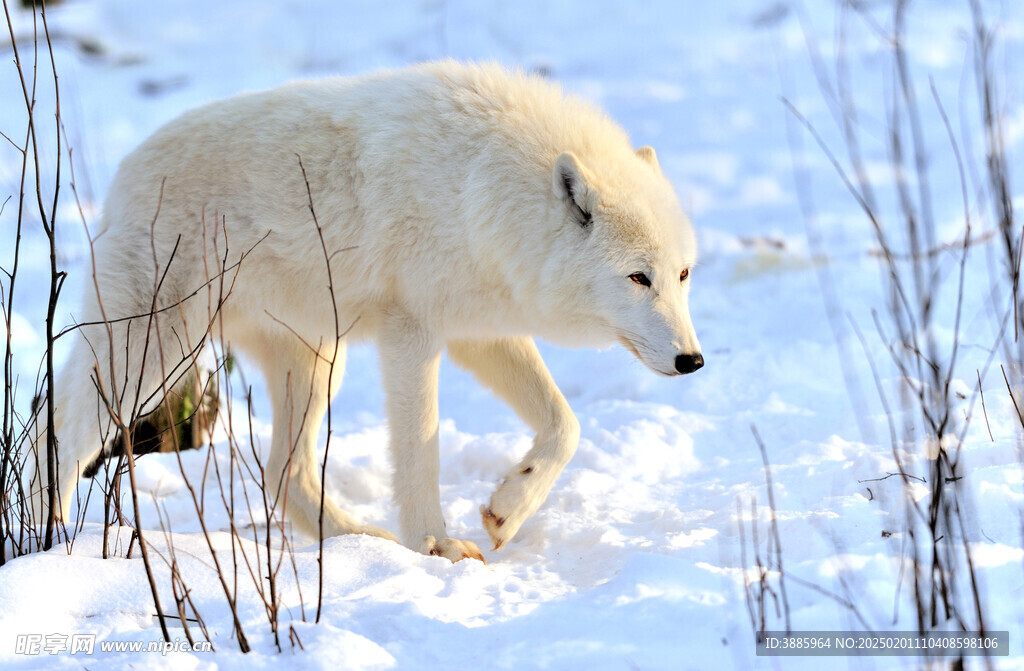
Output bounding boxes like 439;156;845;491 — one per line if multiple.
420;535;486;563
481;504;523;551
481;465;550;550
481;494;533;551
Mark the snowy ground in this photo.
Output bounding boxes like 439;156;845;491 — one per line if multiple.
1;0;1023;669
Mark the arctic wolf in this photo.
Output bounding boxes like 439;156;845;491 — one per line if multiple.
34;61;702;562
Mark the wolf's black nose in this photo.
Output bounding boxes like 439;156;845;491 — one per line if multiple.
675;353;704;375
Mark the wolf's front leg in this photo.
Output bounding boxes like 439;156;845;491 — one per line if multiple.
379;314;484;563
447;337;580;550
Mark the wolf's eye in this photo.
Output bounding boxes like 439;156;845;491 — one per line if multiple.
628;272;651;287
680;268;689;282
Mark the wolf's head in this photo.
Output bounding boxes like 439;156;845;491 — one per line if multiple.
552;146;703;377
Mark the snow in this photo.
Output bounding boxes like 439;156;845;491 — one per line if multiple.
2;0;1023;669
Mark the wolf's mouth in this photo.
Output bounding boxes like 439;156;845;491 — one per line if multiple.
617;336;679;377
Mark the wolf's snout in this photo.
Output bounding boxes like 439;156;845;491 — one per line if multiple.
675;352;704;375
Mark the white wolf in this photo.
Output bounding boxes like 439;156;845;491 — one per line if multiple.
34;61;702;562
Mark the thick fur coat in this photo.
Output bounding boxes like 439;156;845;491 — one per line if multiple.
34;61;702;561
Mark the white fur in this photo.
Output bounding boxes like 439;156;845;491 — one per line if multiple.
32;62;701;561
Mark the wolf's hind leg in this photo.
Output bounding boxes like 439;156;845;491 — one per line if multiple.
259;334;395;542
30;297;207;529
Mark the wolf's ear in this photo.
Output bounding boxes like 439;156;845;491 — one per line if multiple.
553;151;595;228
636;146;660;171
